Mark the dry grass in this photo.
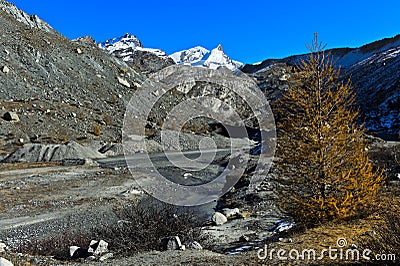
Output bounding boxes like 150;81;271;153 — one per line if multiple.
248;188;399;265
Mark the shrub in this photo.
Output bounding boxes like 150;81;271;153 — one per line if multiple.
275;34;383;225
93;124;101;136
13;198;203;260
16;231;91;260
94;198;202;256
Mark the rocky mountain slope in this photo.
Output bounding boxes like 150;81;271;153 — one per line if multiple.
0;1;146;155
0;0;54;34
242;35;400;140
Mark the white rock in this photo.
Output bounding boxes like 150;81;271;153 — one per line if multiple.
69;246;80;258
0;243;6;252
0;257;13;266
212;212;228;225
183;172;193;179
76;48;83;54
221;208;240;219
117;77;130;88
3;112;19;122
2;66;9;74
99;253;114;262
88;240;108;255
187;241;203;250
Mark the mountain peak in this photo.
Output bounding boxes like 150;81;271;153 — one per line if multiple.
169;45;242;71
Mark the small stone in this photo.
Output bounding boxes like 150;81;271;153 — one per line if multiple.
278;237;293;243
365;230;376;236
0;242;6;252
239;211;251;218
30;258;41;264
85;256;96;261
187;241;202;250
212;212;228;226
76;48;83;54
117;77;130;88
162;236;182;251
183;172;193;179
221;208;240;219
3;112;19;122
179;245;186;251
18;138;24;144
0;257;13;266
99;253;114;262
2;66;9;74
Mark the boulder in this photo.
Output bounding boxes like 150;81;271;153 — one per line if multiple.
69;246;92;260
221;208;240;219
212;212;228;226
3;112;19;122
2;66;9;74
0;257;13;266
187;241;202;250
88;240;108;255
161;236;183;251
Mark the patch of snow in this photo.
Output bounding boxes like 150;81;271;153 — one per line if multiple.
271;220;295;233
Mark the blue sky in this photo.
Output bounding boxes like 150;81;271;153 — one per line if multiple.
8;0;400;64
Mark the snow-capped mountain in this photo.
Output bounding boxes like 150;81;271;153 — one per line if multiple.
98;33;174;74
169;46;210;65
99;33;168;59
170;44;243;71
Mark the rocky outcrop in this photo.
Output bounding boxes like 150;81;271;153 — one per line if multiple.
0;0;55;33
2;141;105;163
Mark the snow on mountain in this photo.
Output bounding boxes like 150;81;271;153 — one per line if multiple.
98;33;168;59
169;46;210;65
170;44;243;71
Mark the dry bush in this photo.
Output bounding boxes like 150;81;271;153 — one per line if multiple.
93;124;101;136
94;199;202;256
276;34;383;226
360;205;399;264
12;199;203;260
15;231;91;260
